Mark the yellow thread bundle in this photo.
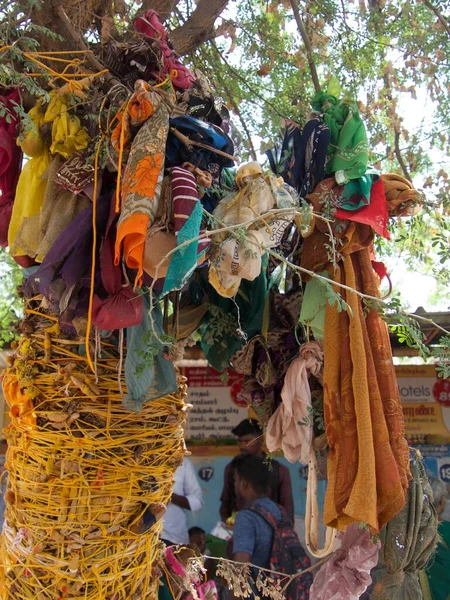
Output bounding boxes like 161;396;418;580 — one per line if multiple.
0;301;187;599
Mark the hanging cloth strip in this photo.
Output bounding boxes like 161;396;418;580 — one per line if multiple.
266;117;330;197
12;155;90;261
8;100;50;257
309;523;380;600
305;448;337;560
163;166;209;294
322;247;410;531
92;196;144;330
265;341;323;465
124;293;177;411
9;93;90;257
0;88;22;247
113;80;170;287
300;222;410;532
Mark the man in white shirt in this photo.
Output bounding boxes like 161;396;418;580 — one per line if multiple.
161;457;203;545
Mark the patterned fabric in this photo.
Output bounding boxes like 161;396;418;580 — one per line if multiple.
166;115;234;170
335;173;377;211
54;150;95;194
381;173;423;217
306;177;389;240
124;294;177;412
162;166;209;294
371;451;438;600
0;88;22;247
231;287;304;409
113;80;170;287
335;178;390;239
266;341;323;464
310;524;380;600
266;117;330;197
311;91;369;183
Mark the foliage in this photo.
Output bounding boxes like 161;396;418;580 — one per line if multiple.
0;248;23;347
0;0;449;362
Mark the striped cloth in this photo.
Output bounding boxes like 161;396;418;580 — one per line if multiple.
161;167;209;294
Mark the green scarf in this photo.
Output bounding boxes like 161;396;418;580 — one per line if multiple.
311;91;369;183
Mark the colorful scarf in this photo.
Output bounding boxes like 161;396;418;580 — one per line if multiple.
113;80;170;287
311;91;369;183
162;166;209;294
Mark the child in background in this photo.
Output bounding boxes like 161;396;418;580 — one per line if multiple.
189;526;207;554
189;527;229;600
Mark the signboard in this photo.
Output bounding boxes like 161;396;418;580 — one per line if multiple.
181;367;248;441
395;365;450;441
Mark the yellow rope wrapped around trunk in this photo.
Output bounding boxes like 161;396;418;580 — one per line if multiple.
0;301;187;599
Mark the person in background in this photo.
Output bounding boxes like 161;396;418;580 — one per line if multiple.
189;526;229;600
161;457;203;545
189;526;207;554
220;419;294;524
231;454;311;600
420;477;450;600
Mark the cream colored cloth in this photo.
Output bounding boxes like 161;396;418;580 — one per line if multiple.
266;341;323;464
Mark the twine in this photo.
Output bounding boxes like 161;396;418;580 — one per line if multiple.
0;300;188;599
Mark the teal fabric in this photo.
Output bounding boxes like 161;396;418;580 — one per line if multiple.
339;173;378;211
199;263;268;372
124;293;177;412
162;200;205;295
158;573;173;600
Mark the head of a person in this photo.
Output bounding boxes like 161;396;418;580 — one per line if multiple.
231;419;263;456
430;476;450;520
188;526;206;554
233;454;270;506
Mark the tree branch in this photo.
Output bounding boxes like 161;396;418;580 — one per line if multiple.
169;0;230;55
422;0;450;37
54;6;120;85
393;129;411;181
214;72;258;161
139;0;180;22
383;74;411;181
289;0;321;93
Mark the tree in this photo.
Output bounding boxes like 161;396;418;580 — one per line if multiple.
1;0;449;358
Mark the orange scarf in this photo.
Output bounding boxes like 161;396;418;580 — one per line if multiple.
302;226;410;531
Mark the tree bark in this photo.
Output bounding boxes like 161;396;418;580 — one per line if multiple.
169;0;230;56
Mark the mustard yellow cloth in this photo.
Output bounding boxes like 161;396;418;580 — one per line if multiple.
8;94;90;258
